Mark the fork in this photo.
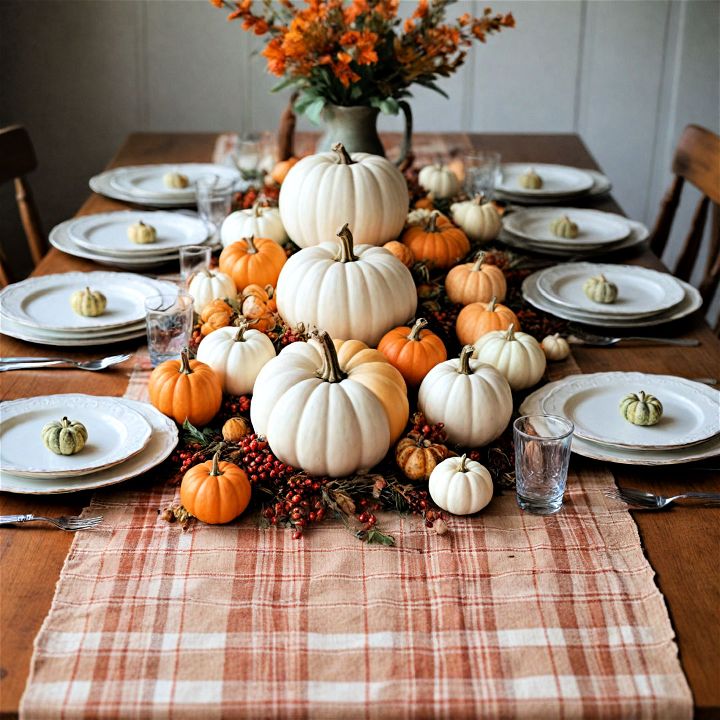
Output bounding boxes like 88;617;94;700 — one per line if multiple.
567;328;699;347
0;514;103;530
605;488;720;510
0;353;130;372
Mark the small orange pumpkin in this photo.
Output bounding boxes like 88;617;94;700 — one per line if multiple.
148;349;223;426
240;283;278;332
200;298;234;336
402;211;470;270
456;297;520;346
219;235;287;291
378;318;447;388
180;450;251;524
395;432;453;482
383;240;415;268
270;157;299;185
445;252;507;305
222;417;250;442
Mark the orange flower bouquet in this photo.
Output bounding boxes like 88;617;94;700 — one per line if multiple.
211;0;514;123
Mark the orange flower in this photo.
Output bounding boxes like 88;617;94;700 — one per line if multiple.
336;51;353;64
209;0;224;8
413;0;428;19
262;37;287;76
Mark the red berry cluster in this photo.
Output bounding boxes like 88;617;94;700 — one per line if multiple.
189;326;203;354
169;443;205;484
278;324;306;347
261;474;327;539
409;412;448;444
423;303;461;342
232;186;280;211
236;433;294;484
217;395;252;425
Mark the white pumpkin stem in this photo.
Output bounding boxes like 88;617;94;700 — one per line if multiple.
332;142;354;165
407;318;428;341
233;320;249;342
426;211;441;233
457;345;474;375
504;323;516;341
471;253;486;271
209;448;225;477
637;390;647;403
487;296;497;312
336;224;358;263
472;194;486;206
252;201;263;217
179;348;194;375
245;235;258;254
317;331;346;383
458;453;468;472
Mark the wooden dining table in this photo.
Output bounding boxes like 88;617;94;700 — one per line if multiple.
1;132;718;718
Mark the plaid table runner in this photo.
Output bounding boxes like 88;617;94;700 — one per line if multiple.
20;348;692;718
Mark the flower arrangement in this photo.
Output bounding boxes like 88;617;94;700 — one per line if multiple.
210;0;514;122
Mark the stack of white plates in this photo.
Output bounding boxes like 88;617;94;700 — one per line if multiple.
522;262;702;328
495;163;611;205
500;207;649;258
520;372;720;465
0;271;178;346
0;394;178;493
89;163;240;207
49;210;214;270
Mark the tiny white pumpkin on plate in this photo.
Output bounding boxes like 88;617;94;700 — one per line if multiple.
418;163;460;199
429;454;494;515
450;195;502;242
187;268;237;314
221;202;287;248
541;333;571;362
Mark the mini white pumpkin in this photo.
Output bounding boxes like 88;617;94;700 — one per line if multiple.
196;321;276;396
251;332;392;477
276;224;417;346
187;268;237;313
418;345;513;447
221;202;288;248
127;220;157;244
541;333;571;362
428;454;494;515
450;195;502;242
163;171;189;189
405;208;449;227
473;323;546;391
279;142;408;248
418;163;460;199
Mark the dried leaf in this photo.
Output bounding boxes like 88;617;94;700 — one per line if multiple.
333;491;356;516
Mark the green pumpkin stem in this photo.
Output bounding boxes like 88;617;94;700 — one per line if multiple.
458;453;468;472
245;235;257;254
457;345;475;375
336;224;358;263
179;348;194;375
426;211;441;233
209;448;225;477
332;142;354;165
471;252;486;271
317;331;346;383
407;318;428;341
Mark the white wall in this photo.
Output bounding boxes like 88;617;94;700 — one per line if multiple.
1;0;718;287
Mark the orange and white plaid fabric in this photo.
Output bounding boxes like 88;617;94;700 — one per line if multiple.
20;350;692;718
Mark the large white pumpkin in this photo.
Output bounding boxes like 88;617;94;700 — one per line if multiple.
278;142;409;248
428;454;494;515
196;323;276;396
187;268;237;313
418;346;513;447
473;323;547;390
221;203;287;248
276;224;417;346
251;332;392;477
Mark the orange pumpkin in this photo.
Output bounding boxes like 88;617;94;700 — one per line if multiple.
445;252;507;305
402;211;470;270
219;235;287;291
270;157;299;185
456;297;520;346
200;299;234;336
395;432;453;482
222;417;250;442
180;450;251;524
383;240;415;268
377;318;447;388
148;349;223;426
240;283;277;332
414;196;434;210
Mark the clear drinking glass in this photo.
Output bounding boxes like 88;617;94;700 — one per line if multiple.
465;151;502;199
513;414;574;515
195;175;233;238
179;245;212;283
258;130;277;174
234;135;262;175
145;290;194;367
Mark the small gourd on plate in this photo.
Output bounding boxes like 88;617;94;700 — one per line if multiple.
401;211;470;271
518;168;543;189
418;345;513;447
222;416;250;442
199;299;234;336
127;220;157;244
276;224;417;347
620;391;663;426
180;451;251;524
473;323;547;391
148;349;223;426
240;283;277;332
550;214;579;239
456;296;519;346
450;195;502;242
377;318;447;388
583;274;618;304
445;252;507;305
70;287;106;317
418;163;461;199
428;454;494;515
187;268;237;314
219;235;287;291
163;171;190;189
382;240;415;268
41;417;88;456
395;432;452;482
541;333;571;361
196;321;276;396
221;203;288;247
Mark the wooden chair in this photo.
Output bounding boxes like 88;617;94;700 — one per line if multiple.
650;124;720;317
0;124;48;286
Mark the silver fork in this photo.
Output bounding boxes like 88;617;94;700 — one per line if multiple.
0;353;131;372
605;488;720;510
567;329;699;347
0;514;103;530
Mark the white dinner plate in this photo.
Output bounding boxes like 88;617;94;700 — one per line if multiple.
520;379;720;466
0;312;144;339
541;373;720;450
536;263;686;317
68;211;209;256
0;398;178;494
0;272;178;332
503;208;631;247
497;163;595;198
0;395;152;478
90;171;195;208
521;272;702;327
495;170;611;204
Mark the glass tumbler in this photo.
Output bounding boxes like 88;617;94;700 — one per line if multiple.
179;245;212;283
145;290;194;367
464;151;502;200
513;414;574;515
195;175;233;239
